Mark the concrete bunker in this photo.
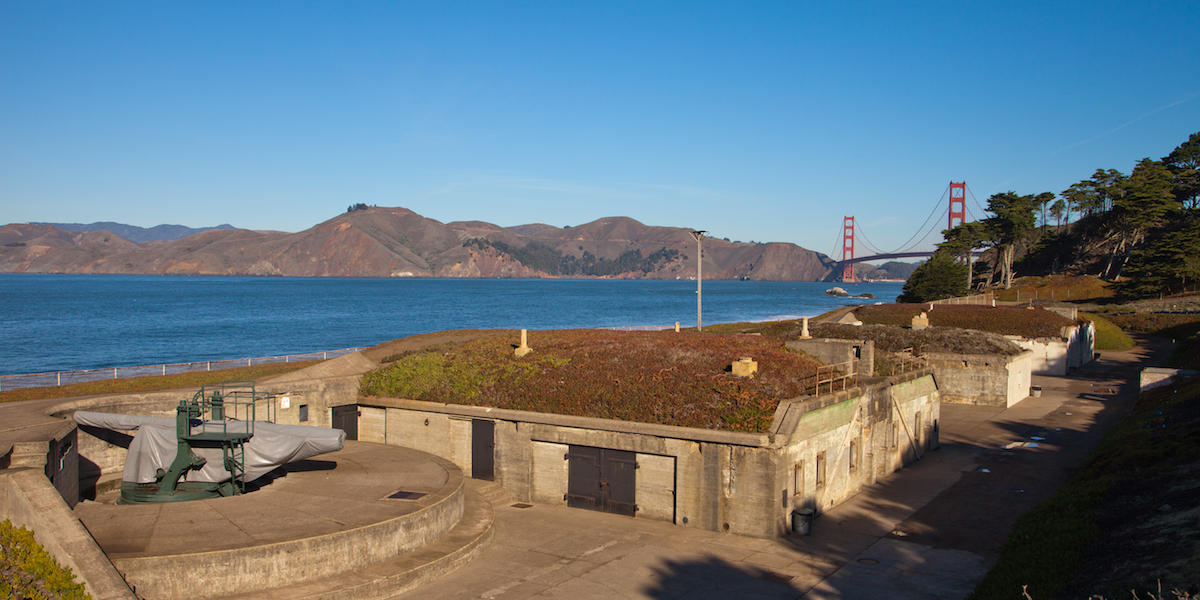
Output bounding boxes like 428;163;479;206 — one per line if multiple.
357;359;941;538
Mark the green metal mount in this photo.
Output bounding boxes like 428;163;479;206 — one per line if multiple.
119;381;275;504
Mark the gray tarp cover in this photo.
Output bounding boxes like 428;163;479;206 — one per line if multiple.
73;410;346;484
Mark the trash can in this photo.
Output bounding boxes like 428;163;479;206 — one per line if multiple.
1031;385;1042;398
791;508;814;536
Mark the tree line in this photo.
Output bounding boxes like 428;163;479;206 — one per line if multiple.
902;130;1199;302
463;238;680;277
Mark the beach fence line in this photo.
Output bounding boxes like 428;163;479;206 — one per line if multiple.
0;347;364;392
931;292;994;306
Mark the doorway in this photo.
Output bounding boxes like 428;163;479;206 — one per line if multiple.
566;445;637;517
471;419;495;480
331;404;358;441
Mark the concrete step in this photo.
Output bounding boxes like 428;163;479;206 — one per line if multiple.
229;489;495;600
469;478;516;508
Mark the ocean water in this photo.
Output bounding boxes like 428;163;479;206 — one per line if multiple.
0;274;902;375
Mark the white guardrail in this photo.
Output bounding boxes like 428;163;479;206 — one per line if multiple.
0;347;364;392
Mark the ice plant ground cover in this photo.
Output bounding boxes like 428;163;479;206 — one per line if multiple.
360;329;824;433
853;304;1078;339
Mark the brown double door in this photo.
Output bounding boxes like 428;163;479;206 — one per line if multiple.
566;446;637;517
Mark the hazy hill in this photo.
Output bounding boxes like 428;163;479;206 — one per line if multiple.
31;221;237;243
1;208;838;280
858;261;920;280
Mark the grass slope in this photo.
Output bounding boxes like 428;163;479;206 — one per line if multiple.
1082;312;1136;351
1106;312;1200;369
0;361;316;404
991;275;1115;303
969;375;1200;599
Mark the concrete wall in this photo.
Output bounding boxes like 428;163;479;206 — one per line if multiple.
358;372;939;539
1;439;135;600
786;338;875;376
773;373;938;532
925;351;1032;408
112;455;466;600
1140;367;1198;392
1008;322;1095;376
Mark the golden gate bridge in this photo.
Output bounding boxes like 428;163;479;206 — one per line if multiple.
832;181;990;282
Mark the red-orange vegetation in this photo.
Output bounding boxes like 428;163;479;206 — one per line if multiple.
360;329;824;433
856;304;1076;338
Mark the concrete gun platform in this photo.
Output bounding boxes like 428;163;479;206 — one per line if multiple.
74;441;494;599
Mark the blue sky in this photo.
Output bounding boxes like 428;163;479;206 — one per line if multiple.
2;2;1197;258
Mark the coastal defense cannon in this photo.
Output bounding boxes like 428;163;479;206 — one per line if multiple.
74;381;345;505
122;382;261;503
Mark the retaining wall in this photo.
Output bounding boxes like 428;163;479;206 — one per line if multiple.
1;433;135;600
1008;321;1095;376
925;350;1032;408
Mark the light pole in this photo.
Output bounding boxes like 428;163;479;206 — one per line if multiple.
689;230;706;330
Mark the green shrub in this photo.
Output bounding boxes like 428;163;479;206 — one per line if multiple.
0;520;90;600
1082;313;1135;350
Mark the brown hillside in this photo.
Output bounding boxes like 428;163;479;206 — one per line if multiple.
1;207;838;280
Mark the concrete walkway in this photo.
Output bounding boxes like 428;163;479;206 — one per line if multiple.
398;341;1165;600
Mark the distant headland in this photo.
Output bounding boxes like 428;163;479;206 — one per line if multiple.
1;208;916;281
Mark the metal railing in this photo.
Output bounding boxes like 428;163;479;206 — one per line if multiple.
806;359;859;396
884;350;928;376
0;347;363;392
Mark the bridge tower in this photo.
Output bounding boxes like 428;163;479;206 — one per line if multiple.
841;216;855;282
949;182;967;230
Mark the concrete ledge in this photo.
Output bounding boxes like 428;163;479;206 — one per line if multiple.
360;397;771;447
1140;367;1198;392
231;484;496;600
74;443;469;600
114;469;464;599
0;468;135;600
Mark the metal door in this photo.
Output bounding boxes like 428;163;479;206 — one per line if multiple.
331;404;358;440
471;419;495;480
566;445;601;510
566;445;637;516
602;449;638;516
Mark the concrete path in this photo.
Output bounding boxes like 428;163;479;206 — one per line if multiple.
398;341;1165;600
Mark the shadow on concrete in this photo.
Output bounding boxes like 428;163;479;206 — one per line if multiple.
283;458;338;472
78;424;132;448
244;458;338;492
641;555;798;599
